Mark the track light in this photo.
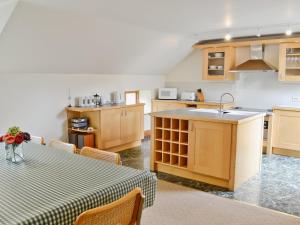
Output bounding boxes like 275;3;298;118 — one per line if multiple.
256;28;261;37
286;26;293;36
224;33;232;41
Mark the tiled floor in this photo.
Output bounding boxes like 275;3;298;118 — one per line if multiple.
120;138;300;217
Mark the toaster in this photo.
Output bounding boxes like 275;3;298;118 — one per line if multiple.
180;92;196;101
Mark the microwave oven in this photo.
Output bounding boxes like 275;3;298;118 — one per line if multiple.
158;88;178;100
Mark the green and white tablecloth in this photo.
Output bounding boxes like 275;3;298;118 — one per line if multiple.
0;143;157;225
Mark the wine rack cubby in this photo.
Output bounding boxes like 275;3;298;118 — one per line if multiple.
154;117;189;169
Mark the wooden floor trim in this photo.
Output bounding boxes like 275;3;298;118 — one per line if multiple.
273;147;300;158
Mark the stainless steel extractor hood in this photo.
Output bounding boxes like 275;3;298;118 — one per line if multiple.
230;44;278;72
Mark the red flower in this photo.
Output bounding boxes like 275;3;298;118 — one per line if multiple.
0;136;3;142
5;135;15;145
3;134;11;141
15;134;24;144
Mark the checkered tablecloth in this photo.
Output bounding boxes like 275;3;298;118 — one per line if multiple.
0;143;157;225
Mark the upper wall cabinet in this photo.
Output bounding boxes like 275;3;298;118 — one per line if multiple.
203;47;235;81
279;43;300;81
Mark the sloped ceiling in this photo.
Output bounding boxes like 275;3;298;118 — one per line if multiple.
0;0;300;74
0;0;18;36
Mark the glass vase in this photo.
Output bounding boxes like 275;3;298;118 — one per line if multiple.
5;144;24;163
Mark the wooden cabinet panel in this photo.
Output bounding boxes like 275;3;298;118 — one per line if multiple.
279;43;300;81
273;110;300;151
152;100;232;112
152;101;186;112
188;121;232;179
100;108;122;149
203;47;235;81
121;106;143;144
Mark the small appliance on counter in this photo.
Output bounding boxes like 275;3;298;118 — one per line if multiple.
71;117;88;129
197;89;205;102
76;96;96;107
158;88;177;100
111;91;122;104
93;93;102;106
180;92;196;101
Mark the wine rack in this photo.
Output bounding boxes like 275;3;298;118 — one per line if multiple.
154;117;189;169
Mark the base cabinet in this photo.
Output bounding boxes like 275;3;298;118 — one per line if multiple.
100;108;122;149
151;114;264;191
273;109;300;151
121;105;144;145
101;105;144;149
188;121;232;180
152;101;186;112
67;104;144;152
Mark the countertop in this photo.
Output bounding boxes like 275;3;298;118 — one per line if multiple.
232;107;273;116
66;103;145;112
273;105;300;112
150;108;266;124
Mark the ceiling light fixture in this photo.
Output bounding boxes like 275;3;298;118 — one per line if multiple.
256;28;261;37
224;33;232;41
285;25;293;36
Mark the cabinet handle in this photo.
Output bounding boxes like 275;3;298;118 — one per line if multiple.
190;123;193;132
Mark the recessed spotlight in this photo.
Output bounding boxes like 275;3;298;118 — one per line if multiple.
286;26;293;36
225;33;232;41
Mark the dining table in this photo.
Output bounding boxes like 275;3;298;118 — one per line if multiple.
0;143;157;225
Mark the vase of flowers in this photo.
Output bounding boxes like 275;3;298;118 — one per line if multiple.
0;126;31;163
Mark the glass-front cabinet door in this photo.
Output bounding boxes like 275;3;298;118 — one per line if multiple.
203;47;235;81
279;43;300;81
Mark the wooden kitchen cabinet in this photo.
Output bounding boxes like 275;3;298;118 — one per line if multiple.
66;104;144;152
188;121;232;179
121;105;144;145
273;108;300;156
100;108;122;149
279;43;300;81
203;47;235;81
152;101;186;112
152;99;233;112
151;112;264;191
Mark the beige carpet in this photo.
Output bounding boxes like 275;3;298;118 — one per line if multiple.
142;180;300;225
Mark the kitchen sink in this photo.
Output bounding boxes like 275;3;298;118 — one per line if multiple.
189;108;257;115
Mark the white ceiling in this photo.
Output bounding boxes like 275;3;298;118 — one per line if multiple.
0;0;300;74
0;0;17;35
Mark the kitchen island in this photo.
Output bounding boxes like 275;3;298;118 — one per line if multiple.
150;108;265;191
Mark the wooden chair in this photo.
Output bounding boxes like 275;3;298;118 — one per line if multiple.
48;140;76;153
75;188;144;225
80;147;122;165
30;136;45;145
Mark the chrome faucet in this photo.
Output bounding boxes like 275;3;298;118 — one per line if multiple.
219;93;235;113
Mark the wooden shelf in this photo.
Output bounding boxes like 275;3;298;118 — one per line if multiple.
286;53;300;56
68;128;98;133
154;117;189;169
286;67;300;69
208;69;224;71
208;56;224;59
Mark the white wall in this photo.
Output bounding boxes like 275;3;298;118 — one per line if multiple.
0;74;165;141
166;45;300;109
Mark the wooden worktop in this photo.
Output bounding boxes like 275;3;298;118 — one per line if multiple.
150;108;265;125
273;105;300;112
66;103;145;112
